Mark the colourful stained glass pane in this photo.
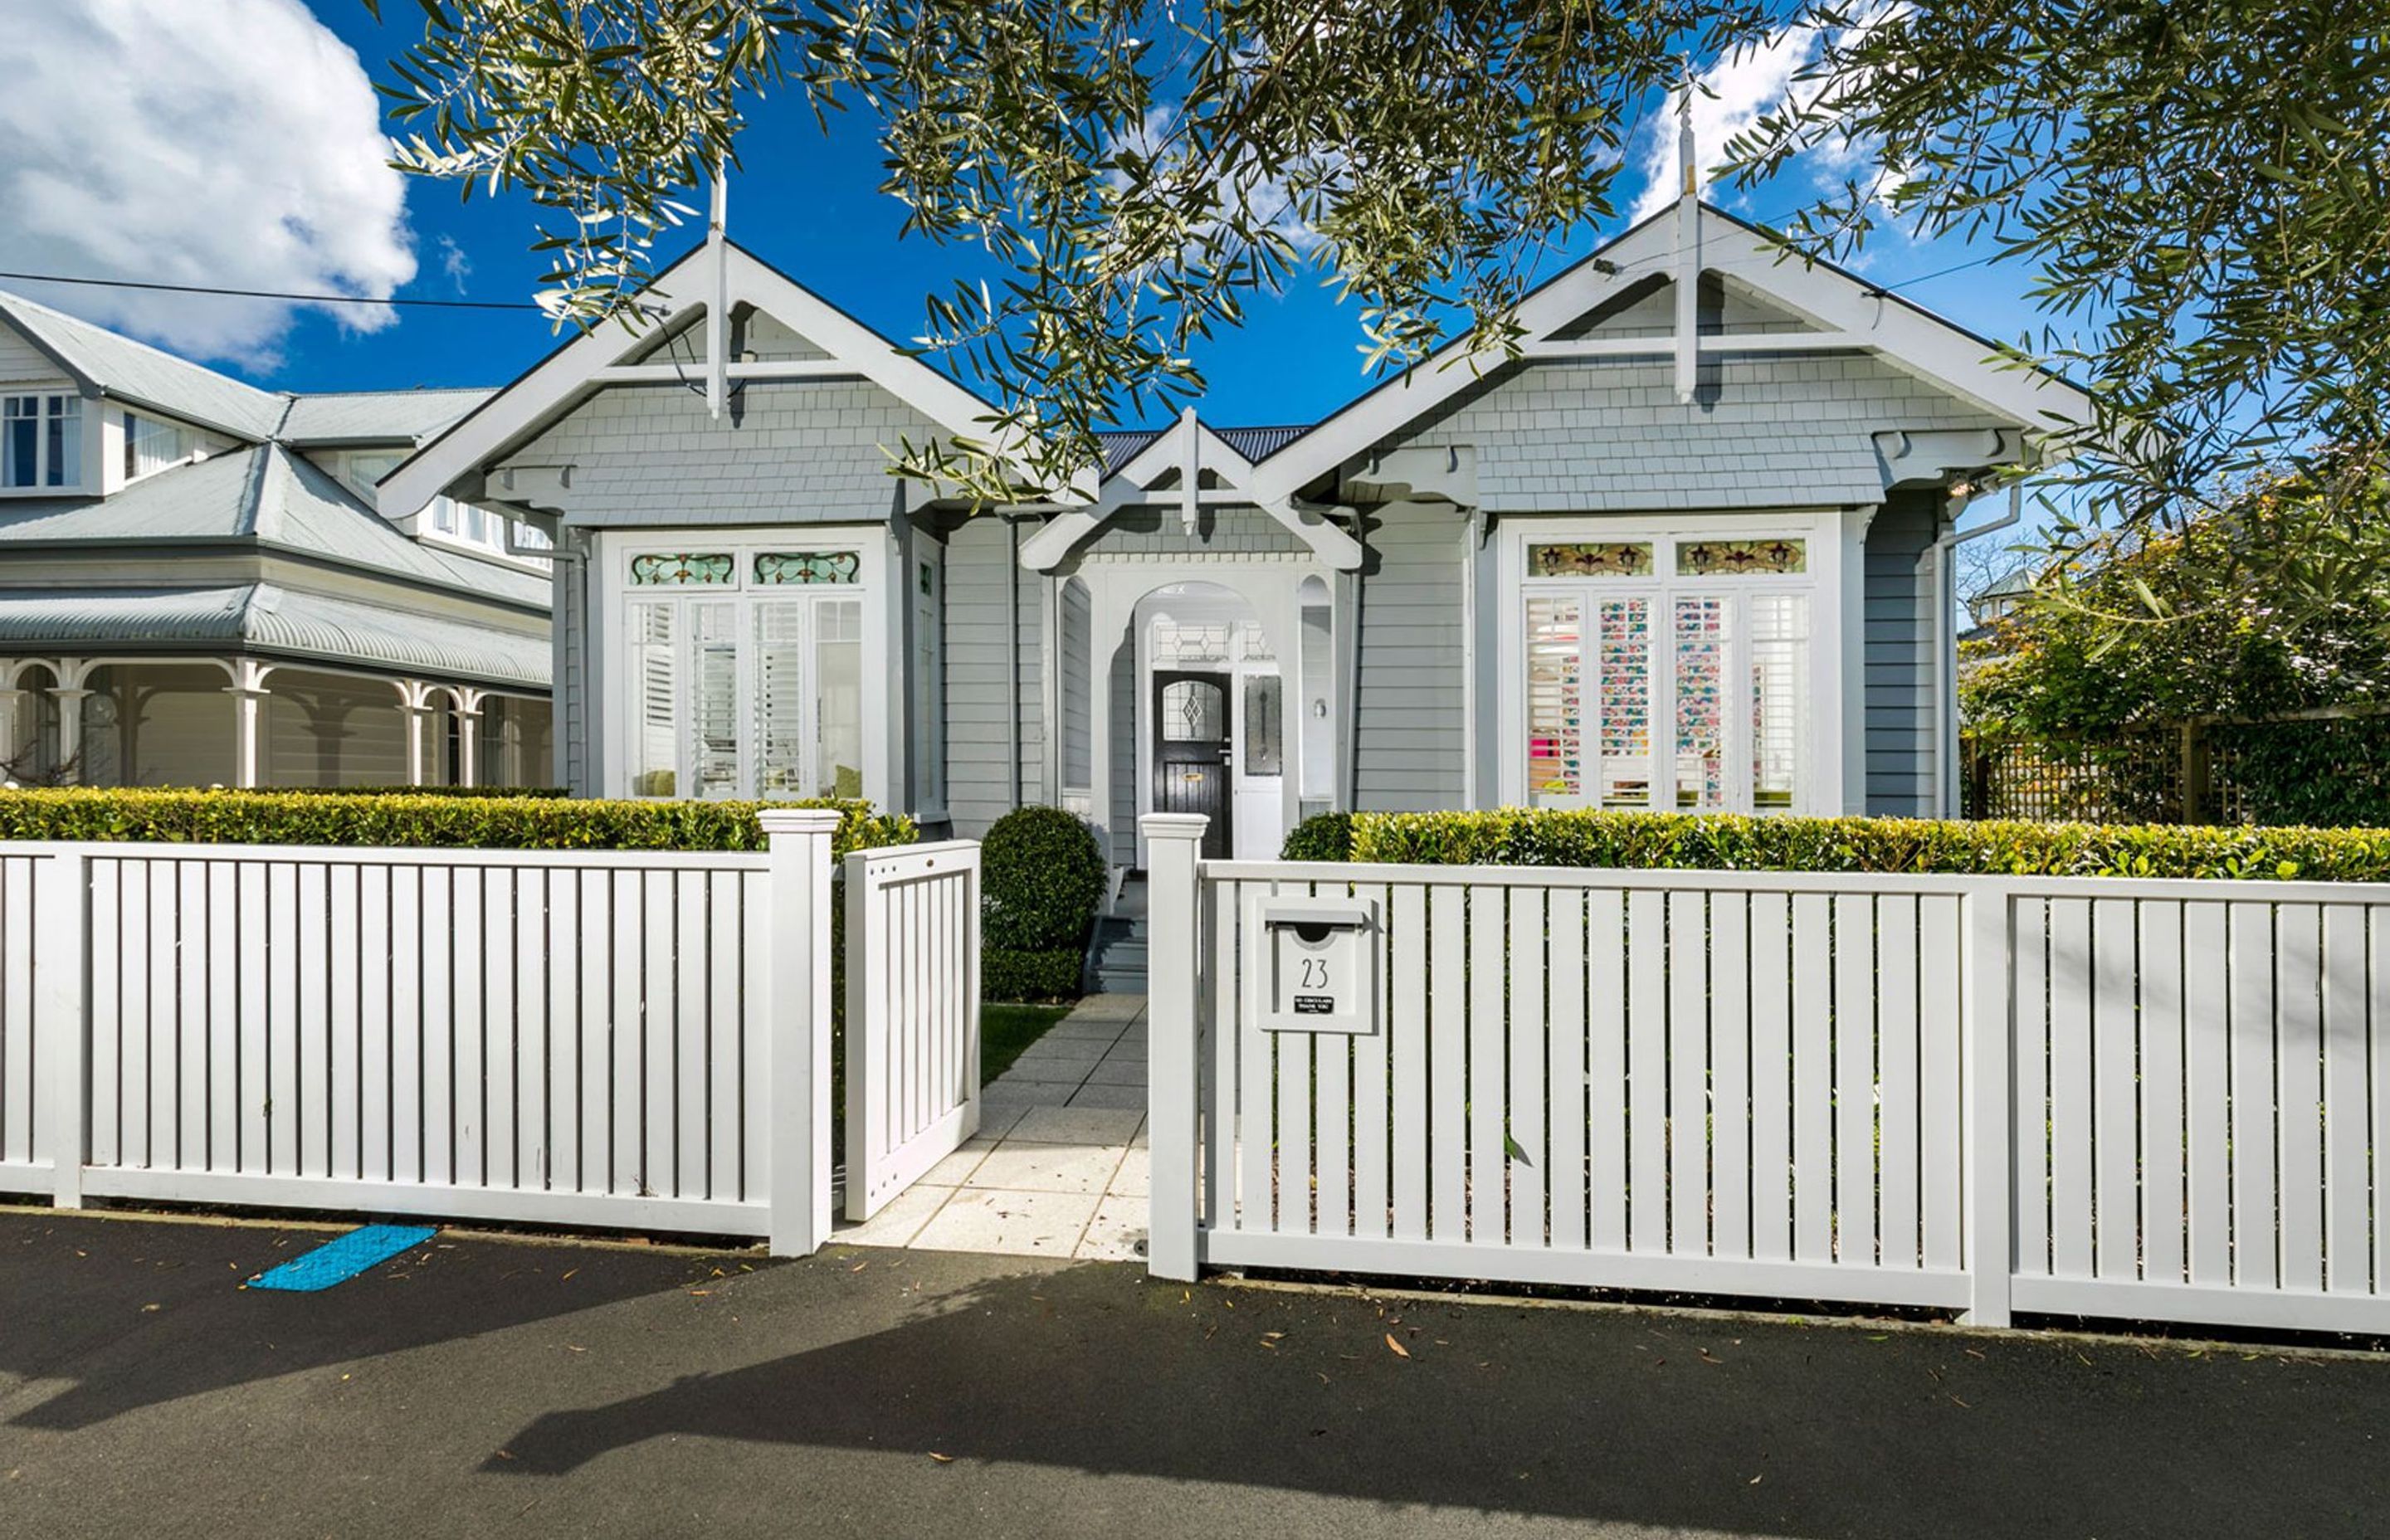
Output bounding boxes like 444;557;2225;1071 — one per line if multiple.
1597;598;1650;806
1529;542;1653;578
1674;597;1725;809
629;552;734;586
754;550;861;585
1675;537;1805;576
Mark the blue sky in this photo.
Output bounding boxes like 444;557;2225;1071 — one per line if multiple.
2;2;2046;436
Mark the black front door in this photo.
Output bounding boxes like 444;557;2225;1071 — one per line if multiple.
1152;670;1232;858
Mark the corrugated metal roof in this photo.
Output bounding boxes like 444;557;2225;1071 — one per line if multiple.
279;388;492;445
1213;424;1313;462
0;290;289;440
1096;430;1163;475
0;583;549;688
0;446;549;609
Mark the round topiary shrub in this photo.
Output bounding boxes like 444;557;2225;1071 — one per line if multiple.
1280;810;1354;861
981;806;1107;989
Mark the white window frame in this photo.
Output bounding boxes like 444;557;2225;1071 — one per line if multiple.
596;529;889;807
1496;511;1844;816
2;391;85;493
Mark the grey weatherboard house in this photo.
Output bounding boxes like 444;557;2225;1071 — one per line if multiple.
383;194;2092;876
0;290;555;790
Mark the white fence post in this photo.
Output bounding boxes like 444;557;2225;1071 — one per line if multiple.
1142;813;1207;1280
36;850;87;1210
760;809;841;1257
1961;884;2014;1327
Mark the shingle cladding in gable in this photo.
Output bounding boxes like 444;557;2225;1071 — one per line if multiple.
501;378;944;527
1368;353;2009;512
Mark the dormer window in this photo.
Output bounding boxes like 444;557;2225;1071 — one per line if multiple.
122;412;189;480
3;394;80;488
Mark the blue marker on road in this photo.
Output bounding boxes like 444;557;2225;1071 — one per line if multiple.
247;1225;437;1292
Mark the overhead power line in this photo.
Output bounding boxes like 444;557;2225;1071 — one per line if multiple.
0;270;544;312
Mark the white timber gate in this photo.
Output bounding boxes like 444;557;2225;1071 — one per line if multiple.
0;811;847;1254
843;841;983;1220
1140;814;2390;1339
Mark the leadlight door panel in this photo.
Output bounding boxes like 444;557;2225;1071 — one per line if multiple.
1153;670;1232;859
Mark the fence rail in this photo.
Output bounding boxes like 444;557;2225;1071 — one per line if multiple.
1143;818;2390;1338
0;814;853;1254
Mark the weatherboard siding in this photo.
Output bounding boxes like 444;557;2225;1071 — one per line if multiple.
1060;578;1091;789
1353;500;1468;811
0;324;63;385
943;514;1040;838
1862;493;1942;816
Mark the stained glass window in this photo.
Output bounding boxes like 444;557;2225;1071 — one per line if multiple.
1596;600;1652;807
755;550;861;585
1675;538;1806;576
1673;597;1725;809
1243;675;1284;776
1529;542;1653;578
1160;679;1224;742
630;552;734;586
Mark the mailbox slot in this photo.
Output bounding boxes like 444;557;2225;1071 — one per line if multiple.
1246;894;1379;1036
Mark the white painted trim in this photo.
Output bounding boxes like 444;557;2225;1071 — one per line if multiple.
595;528;890;808
1492;510;1843;815
382;242;1039;523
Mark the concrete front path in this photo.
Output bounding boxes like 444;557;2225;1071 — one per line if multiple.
832;994;1149;1262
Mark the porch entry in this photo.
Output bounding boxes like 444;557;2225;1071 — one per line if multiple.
1151;670;1233;859
1134;585;1295;863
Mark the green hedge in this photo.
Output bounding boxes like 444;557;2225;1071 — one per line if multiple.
981;948;1087;1005
1285;808;2390;882
1280;810;1355;861
0;787;914;860
230;784;571;799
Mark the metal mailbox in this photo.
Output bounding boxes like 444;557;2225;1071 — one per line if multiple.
1245;894;1379;1036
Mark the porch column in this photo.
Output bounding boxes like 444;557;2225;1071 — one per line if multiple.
50;678;93;785
1087;581;1138;871
0;687;22;778
395;680;437;785
224;660;271;790
453;689;487;788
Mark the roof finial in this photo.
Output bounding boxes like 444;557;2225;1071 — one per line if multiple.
706;155;729;421
1677;56;1698;201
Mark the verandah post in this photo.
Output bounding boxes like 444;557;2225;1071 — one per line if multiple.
760;808;842;1257
1960;882;2015;1327
1141;813;1207;1281
37;849;89;1210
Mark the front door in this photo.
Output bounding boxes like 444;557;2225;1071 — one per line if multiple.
1152;670;1232;858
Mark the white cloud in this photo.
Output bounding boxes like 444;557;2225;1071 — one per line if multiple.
0;0;416;367
437;233;472;295
1627;17;1901;229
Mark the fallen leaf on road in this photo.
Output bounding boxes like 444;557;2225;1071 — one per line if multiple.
1749;1475;1763;1485
929;1453;954;1464
495;1450;515;1461
1385;1334;1410;1359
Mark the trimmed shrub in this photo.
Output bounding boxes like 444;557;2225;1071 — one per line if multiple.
0;787;913;860
1280;811;1355;861
982;805;1106;1001
981;948;1088;1005
231;784;572;799
1315;808;2390;883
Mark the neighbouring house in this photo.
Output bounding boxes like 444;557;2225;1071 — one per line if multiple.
385;194;2092;869
0;290;554;789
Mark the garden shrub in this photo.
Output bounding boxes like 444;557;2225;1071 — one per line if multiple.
1305;808;2390;883
1280;810;1355;861
981;805;1106;1001
0;787;913;860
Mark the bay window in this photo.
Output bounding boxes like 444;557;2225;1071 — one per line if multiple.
4;394;81;488
616;539;873;801
1517;527;1817;814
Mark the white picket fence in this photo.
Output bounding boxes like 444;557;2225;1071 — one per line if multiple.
0;810;982;1255
1141;816;2390;1337
844;841;982;1220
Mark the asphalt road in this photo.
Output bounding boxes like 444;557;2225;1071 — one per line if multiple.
1;1206;2384;1538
